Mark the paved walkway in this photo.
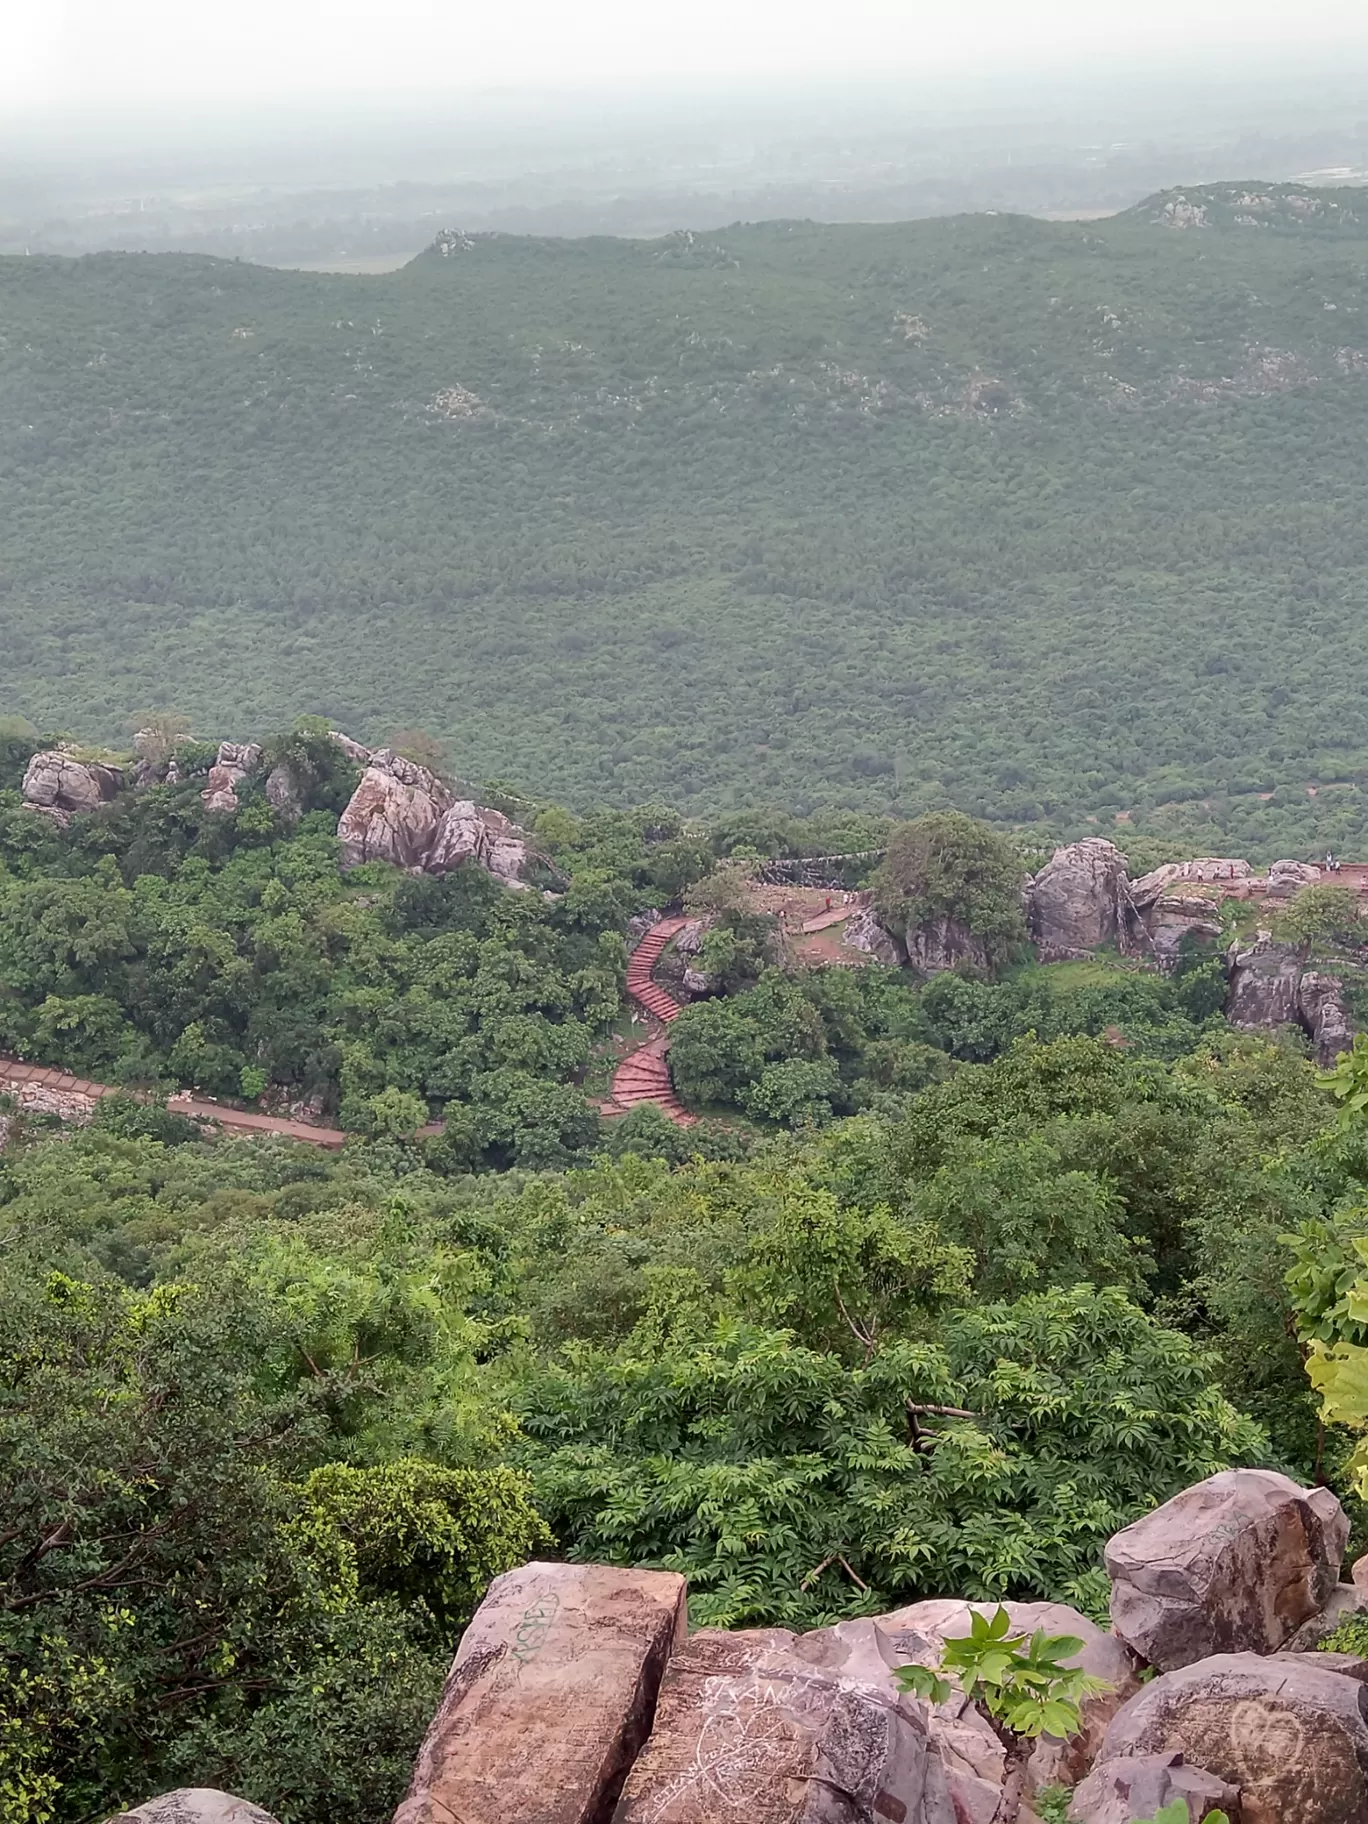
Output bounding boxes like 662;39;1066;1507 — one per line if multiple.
603;917;696;1126
0;1056;347;1149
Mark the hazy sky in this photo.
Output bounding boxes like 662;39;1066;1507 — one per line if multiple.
9;0;1368;117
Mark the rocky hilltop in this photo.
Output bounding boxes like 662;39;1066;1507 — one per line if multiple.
116;1467;1368;1824
852;837;1358;1065
18;735;531;890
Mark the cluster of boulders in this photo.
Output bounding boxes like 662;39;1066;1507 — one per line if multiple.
847;838;1357;1063
122;1467;1368;1824
17;735;529;891
20;749;125;826
335;747;527;884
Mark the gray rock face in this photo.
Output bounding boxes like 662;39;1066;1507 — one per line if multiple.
905;915;991;976
879;1598;1138;1788
337;750;453;870
1106;1468;1348;1671
1028;840;1141;961
201;742;263;814
843;904;909;968
1299;971;1355;1066
106;1793;279;1824
264;763;303;820
612;1618;959;1824
1099;1651;1368;1824
1224;934;1305;1030
1068;1751;1240;1824
394;1561;687;1824
22;750;124;825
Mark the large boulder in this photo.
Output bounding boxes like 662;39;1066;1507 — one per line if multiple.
1068;1751;1240;1824
1129;859;1253;903
428;800;529;886
337;749;452;870
611;1618;959;1824
1106;1468;1348;1671
393;1561;687;1824
201;742;262;814
843;904;909;968
1224;934;1305;1030
1298;971;1354;1066
22;750;124;825
106;1794;279;1824
1028;839;1141;961
879;1599;1138;1787
1099;1652;1368;1824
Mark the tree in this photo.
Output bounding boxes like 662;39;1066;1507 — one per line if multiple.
1280;883;1366;950
874;813;1027;972
896;1608;1109;1824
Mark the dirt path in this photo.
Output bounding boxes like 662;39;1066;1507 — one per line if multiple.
0;1056;348;1148
602;917;696;1127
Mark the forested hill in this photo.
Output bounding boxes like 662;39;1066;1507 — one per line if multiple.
5;183;1368;854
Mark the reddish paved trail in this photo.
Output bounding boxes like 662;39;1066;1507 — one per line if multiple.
604;917;696;1127
0;1056;348;1148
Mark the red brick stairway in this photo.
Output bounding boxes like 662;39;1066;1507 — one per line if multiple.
606;916;696;1126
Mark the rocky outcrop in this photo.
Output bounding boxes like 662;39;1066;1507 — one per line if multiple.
1128;861;1245;969
337;750;453;870
1028;840;1142;961
1267;857;1322;897
328;730;373;765
612;1618;960;1824
1224;934;1305;1030
264;764;303;820
22;750;124;825
1069;1751;1240;1824
393;1561;687;1824
1298;970;1355;1065
428;800;528;886
201;742;262;814
843;905;910;968
1106;1468;1348;1671
880;1599;1138;1788
336;754;529;885
106;1794;280;1824
905;916;991;976
1099;1652;1368;1824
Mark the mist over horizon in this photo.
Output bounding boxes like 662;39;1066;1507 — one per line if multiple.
6;50;1368;265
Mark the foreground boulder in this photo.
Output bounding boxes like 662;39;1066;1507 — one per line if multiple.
1106;1468;1348;1671
1028;839;1140;960
22;749;124;824
201;741;262;814
612;1619;959;1823
338;749;453;870
107;1795;279;1824
1099;1652;1368;1824
880;1598;1138;1786
393;1561;687;1824
1069;1751;1240;1824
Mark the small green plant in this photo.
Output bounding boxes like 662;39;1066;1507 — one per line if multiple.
1135;1805;1229;1824
894;1607;1110;1824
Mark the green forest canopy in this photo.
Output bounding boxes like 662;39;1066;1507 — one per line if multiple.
5;183;1368;857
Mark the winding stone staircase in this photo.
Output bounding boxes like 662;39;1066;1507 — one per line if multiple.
605;917;696;1127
